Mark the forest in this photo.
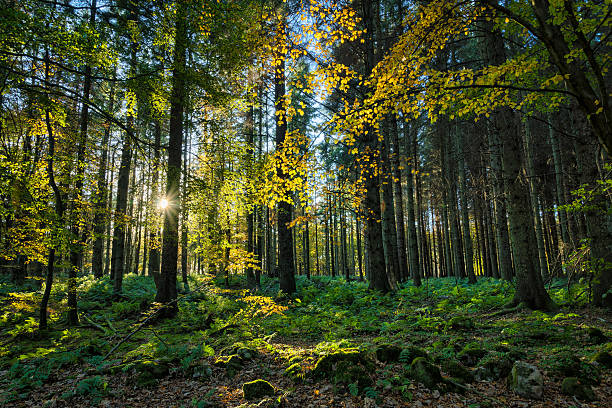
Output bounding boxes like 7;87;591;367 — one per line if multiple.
0;0;611;406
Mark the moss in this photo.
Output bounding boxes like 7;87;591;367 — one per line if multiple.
375;344;402;363
458;343;488;367
593;351;612;369
311;350;372;379
507;361;543;400
311;350;374;392
410;357;443;389
242;379;275;400
284;363;305;383
399;345;429;364
214;354;243;376
448;316;475;331
236;347;259;361
133;360;170;386
441;359;473;383
474;354;513;381
561;377;596;401
586;327;607;344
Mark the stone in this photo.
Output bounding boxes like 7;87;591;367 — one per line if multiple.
441;360;473;383
284;363;305;383
560;377;596;401
237;347;259;361
587;327;607;344
134;359;170;386
375;344;402;363
410;357;443;389
458;343;488;367
311;350;374;392
474;354;513;381
242;379;275;401
400;345;429;364
593;351;612;369
507;361;543;399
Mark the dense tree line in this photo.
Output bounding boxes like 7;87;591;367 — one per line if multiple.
0;0;610;332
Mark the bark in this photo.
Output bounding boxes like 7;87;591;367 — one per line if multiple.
362;0;389;292
40;50;64;330
274;17;296;294
155;0;187;315
92;79;114;279
147;121;161;279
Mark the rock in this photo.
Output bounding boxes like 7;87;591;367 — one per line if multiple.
375;344;402;363
400;345;429;364
593;351;612;369
448;316;475;330
311;350;374;392
214;354;243;376
134;359;170;386
237;347;259;361
215;354;243;368
440;360;473;383
474;354;513;381
284;363;305;383
243;379;275;401
458;343;488;367
410;357;443;389
507;361;543;399
560;377;596;401
587;327;607;344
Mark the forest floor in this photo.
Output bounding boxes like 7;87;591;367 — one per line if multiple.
0;274;611;408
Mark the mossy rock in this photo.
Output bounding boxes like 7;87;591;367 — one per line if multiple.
593;351;612;369
242;379;275;401
214;354;243;369
578;362;601;385
507;361;543;400
561;377;596;401
284;363;305;383
214;354;243;376
399;345;429;364
448;316;475;331
333;360;373;391
441;359;473;383
458;343;488;367
134;360;170;386
587;327;607;344
311;350;373;379
237;347;259;361
410;357;443;389
474;354;513;381
190;362;213;380
376;344;402;363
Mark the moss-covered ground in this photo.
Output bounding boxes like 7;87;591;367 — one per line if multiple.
0;274;610;407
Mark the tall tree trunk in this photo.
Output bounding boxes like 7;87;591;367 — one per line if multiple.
457;125;476;283
274;16;296;294
381;121;400;287
483;18;555;310
92;78;114;279
111;3;138;295
361;0;389;292
148;121;161;280
156;0;187;315
40;49;65;330
525;119;549;281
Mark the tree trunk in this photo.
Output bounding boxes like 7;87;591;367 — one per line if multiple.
156;0;187;315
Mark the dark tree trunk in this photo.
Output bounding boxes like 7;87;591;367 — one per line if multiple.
156;0;187;315
274;17;296;294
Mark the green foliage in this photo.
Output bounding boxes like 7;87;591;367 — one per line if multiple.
62;375;109;403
